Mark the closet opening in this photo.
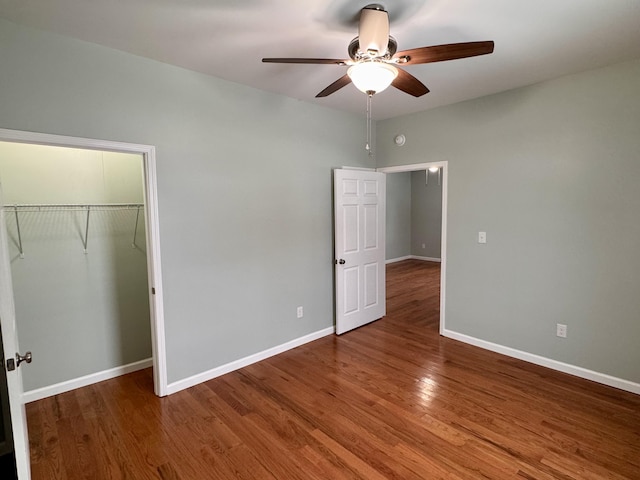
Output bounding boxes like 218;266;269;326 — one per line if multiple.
0;129;166;401
0;129;167;479
0;140;165;400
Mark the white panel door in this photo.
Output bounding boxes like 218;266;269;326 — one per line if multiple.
0;184;31;479
334;169;386;335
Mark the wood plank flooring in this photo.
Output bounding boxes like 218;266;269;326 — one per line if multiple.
26;259;640;479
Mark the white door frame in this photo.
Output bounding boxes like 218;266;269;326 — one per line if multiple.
0;128;168;396
377;161;448;335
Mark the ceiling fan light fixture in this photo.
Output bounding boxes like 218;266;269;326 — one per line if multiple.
347;62;398;95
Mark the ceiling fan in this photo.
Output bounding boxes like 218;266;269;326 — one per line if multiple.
262;4;494;98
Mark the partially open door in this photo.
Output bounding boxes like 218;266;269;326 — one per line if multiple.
334;169;386;335
0;184;31;479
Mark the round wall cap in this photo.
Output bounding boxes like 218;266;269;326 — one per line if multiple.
394;134;406;146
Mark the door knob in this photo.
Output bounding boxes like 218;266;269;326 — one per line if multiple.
16;351;32;367
336;259;346;265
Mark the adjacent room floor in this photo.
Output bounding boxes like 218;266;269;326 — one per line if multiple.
26;260;640;479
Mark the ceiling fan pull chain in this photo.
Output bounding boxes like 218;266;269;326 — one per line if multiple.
366;93;373;158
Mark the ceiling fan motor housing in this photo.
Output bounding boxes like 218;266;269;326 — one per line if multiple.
358;5;390;57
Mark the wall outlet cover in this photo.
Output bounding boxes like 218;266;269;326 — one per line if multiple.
556;323;567;338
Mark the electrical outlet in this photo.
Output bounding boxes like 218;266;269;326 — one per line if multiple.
422;243;426;249
296;306;303;319
478;231;487;244
556;323;567;338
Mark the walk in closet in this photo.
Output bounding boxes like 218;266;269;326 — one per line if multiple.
0;142;152;396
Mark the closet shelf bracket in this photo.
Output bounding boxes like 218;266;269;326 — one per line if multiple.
82;205;90;254
132;205;141;248
14;206;24;259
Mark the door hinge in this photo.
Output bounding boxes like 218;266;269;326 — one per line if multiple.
152;287;156;295
5;358;15;371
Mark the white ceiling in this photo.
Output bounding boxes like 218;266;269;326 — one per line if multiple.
1;0;639;120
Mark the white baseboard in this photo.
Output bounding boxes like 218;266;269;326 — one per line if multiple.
386;255;441;264
166;326;335;395
442;329;640;395
22;358;153;403
385;255;412;264
411;255;441;262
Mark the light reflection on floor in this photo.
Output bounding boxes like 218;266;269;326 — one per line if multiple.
417;375;439;405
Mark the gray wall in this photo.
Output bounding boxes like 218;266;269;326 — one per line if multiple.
0;19;374;385
411;170;442;258
385;172;411;260
0;144;150;391
377;59;640;384
385;170;442;261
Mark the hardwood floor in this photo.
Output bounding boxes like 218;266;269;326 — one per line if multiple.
27;259;640;479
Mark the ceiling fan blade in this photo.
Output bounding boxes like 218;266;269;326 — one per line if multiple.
392;68;430;97
262;58;349;65
395;41;494;65
316;74;352;98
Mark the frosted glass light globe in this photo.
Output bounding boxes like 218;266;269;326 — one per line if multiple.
348;62;398;94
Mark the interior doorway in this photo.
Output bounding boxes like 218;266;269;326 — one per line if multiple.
378;162;448;334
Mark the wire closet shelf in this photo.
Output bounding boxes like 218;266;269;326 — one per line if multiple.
6;203;144;257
